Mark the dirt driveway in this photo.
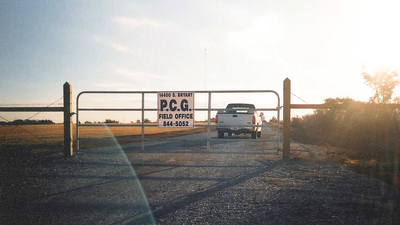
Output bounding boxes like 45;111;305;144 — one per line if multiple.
1;130;400;224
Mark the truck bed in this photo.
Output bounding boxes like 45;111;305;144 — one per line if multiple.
215;103;262;139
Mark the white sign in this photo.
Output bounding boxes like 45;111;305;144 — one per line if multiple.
157;92;195;128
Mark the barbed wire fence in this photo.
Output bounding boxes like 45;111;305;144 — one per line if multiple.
0;96;64;147
288;92;375;157
291;92;309;104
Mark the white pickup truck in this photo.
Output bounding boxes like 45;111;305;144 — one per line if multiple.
215;103;264;139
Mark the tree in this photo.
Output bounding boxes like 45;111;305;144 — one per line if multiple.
362;68;399;103
269;117;278;123
104;119;119;123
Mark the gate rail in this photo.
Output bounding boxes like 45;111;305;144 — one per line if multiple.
76;90;280;152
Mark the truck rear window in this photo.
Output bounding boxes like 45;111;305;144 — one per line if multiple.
225;104;255;114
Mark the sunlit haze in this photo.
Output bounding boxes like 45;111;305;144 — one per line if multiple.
1;0;399;123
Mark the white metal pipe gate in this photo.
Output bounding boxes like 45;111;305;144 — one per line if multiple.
76;90;281;152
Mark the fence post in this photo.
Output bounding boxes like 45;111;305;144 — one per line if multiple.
283;78;291;158
63;82;73;156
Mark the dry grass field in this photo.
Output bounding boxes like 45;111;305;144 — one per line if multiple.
0;123;215;157
1;124;65;145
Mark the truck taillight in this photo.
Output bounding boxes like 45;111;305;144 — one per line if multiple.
252;115;256;124
215;115;218;123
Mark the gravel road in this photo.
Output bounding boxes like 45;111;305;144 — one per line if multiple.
2;128;400;224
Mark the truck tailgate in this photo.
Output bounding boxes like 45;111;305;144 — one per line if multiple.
217;113;253;127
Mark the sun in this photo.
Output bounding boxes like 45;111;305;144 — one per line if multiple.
357;0;400;73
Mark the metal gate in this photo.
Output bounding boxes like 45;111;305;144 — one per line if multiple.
76;90;281;152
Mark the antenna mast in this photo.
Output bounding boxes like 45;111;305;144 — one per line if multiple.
205;48;207;90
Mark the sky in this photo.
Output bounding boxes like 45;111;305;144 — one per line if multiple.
1;0;400;123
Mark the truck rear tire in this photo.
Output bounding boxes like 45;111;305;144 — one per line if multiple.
218;131;224;138
251;131;257;139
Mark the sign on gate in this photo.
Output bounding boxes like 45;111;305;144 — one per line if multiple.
157;91;195;128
